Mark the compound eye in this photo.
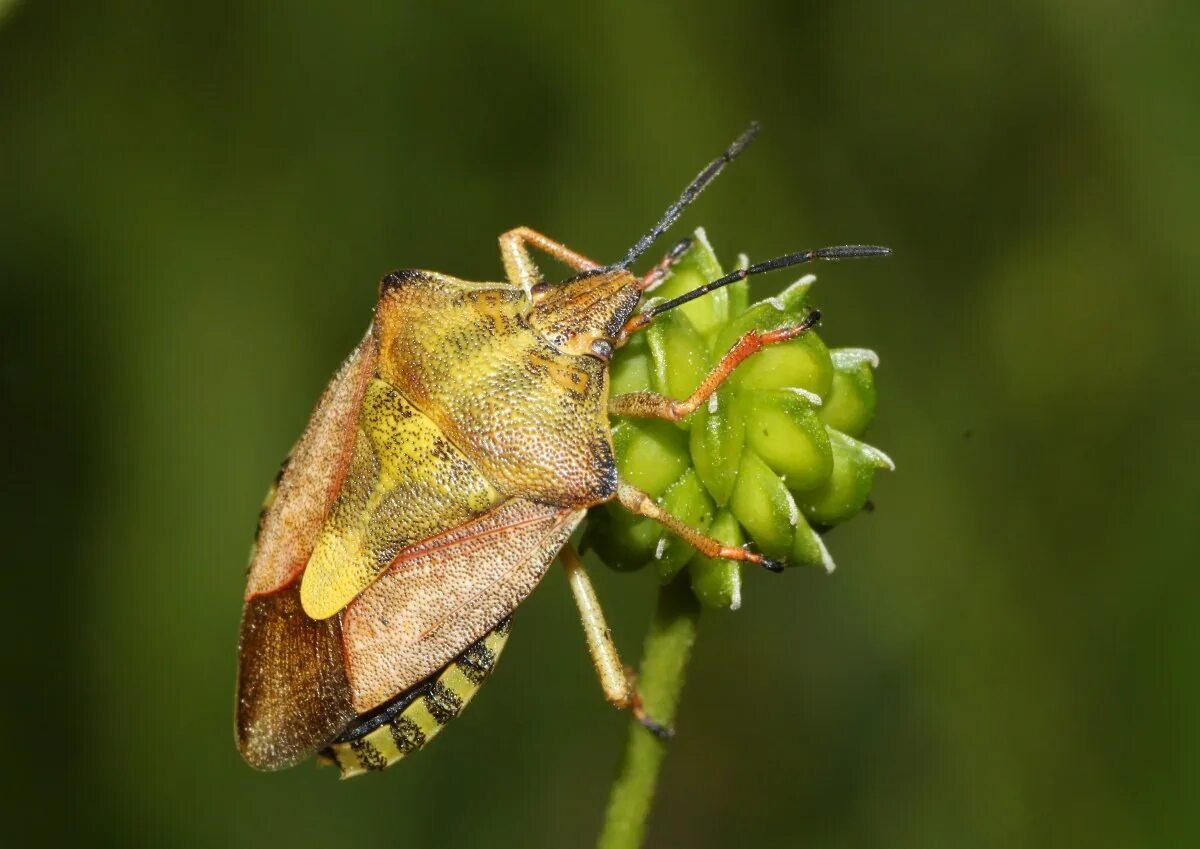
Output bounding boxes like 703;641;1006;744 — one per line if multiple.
590;339;614;361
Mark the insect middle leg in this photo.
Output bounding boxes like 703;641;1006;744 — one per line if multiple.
559;543;672;740
615;482;785;572
609;310;821;422
499;227;600;294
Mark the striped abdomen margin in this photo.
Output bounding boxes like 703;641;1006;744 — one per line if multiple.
320;617;512;778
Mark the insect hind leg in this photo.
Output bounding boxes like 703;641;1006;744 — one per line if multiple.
560;544;673;740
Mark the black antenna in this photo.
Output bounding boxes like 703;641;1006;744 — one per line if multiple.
629;245;891;329
618;122;760;269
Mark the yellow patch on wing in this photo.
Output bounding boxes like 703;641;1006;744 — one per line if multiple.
300;378;500;620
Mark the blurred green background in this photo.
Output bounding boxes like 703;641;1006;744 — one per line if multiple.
2;2;1196;847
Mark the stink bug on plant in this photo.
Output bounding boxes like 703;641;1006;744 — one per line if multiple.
235;123;889;777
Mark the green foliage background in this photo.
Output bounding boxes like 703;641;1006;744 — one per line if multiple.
1;3;1195;847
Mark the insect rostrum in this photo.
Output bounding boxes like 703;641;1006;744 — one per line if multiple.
236;124;889;777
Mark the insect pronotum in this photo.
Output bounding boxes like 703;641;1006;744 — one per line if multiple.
235;123;889;777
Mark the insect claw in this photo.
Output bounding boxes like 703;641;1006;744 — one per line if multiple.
740;543;785;572
640;715;675;741
631;689;674;740
667;236;692;261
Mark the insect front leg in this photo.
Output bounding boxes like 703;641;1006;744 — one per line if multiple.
637;236;693;292
560;544;673;740
499;227;601;297
609;309;822;422
615;482;786;572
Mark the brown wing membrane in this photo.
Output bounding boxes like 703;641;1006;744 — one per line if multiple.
342;498;584;712
236;584;356;770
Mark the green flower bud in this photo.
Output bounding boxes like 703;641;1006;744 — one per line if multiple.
608;329;653;395
819;348;879;438
652;228;732;336
688;510;744;610
790;508;834;571
728;448;798;561
612;418;689;496
584;508;659;573
688;398;744;507
655;470;715;582
647;308;711;406
742;390;833;490
581;229;890;606
796;430;894;525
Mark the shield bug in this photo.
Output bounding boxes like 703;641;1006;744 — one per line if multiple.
235;123;889;777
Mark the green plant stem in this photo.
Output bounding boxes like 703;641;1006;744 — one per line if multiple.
597;575;702;849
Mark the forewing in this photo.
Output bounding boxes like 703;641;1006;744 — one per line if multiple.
245;328;378;599
238;328;376;770
299;377;502;620
341;498;584;712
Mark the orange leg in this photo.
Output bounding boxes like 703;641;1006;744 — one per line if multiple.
637;236;693;292
615;481;785;572
499;227;600;295
610;310;821;422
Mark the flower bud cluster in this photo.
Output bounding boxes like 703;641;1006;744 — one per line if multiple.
583;230;892;609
